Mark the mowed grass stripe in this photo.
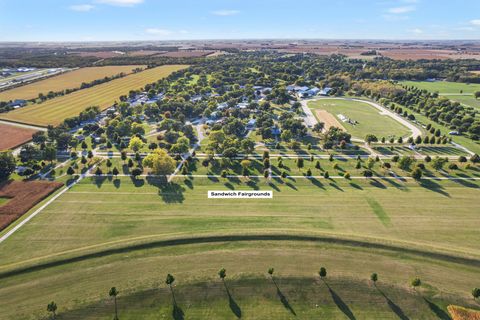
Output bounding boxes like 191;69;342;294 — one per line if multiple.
0;177;478;268
0;65;188;126
0;65;144;101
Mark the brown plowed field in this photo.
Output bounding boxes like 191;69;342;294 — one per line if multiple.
0;123;38;150
0;180;63;231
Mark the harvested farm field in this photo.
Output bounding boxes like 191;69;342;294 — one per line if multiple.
159;50;214;58
0;123;38;150
0;65;188;127
0;180;63;231
0;65;144;101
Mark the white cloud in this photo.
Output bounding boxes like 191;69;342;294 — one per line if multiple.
211;10;240;16
470;19;480;26
387;5;416;14
145;28;173;36
69;4;95;11
409;28;423;34
95;0;143;7
382;14;409;21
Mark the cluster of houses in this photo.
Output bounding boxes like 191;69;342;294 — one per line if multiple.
286;85;332;98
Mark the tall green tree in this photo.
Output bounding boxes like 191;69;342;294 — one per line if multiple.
109;287;119;320
0;151;16;181
319;267;327;280
47;301;57;319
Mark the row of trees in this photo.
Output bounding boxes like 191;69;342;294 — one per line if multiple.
45;268;480;319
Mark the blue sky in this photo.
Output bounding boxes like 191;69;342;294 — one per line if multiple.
0;0;479;41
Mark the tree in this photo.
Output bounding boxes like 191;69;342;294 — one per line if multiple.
129;137;144;152
218;268;226;281
319;267;327;280
323;171;329;179
268;267;274;278
306;168;312;177
370;273;378;286
431;156;447;171
166;273;175;289
471;154;479;163
366;157;375;169
131;167;143;179
411;277;421;291
109;287;119;320
0;151;16;181
47;301;57;319
112;167;119;177
44;144;57;163
142;149;176;175
472;287;480;300
411;167;422;180
67;166;75;175
397;156;413;171
297;158;304;169
363;169;373;178
365;134;378;144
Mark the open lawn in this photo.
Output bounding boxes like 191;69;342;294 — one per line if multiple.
0;66;144;101
401;81;480;94
0;176;479;318
0;65;188;127
401;81;480;110
0;123;38;150
309;99;411;140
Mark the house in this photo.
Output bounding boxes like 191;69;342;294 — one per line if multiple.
246;119;257;129
237;102;249;109
271;126;281;136
319;87;332;96
216;103;228;111
7;99;27;108
306;87;320;96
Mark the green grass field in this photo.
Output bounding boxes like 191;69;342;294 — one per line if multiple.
0;175;479;319
309;99;411;140
401;81;480;110
0;65;188;127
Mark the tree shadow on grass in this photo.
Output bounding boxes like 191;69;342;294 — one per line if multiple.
423;298;451;320
325;282;356;320
246;180;259;190
349;182;362;190
285;182;298;190
419;180;450;197
113;178;121;189
377;287;410;320
207;175;219;183
329;182;344;192
309;177;325;189
369;178;387;189
272;278;296;316
268;182;280;192
184;179;194;190
130;177;145;188
224;182;235;190
223;281;242;318
94;176;107;188
146;176;185;203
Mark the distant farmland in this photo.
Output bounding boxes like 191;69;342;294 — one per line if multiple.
0;66;144;101
0;65;188;127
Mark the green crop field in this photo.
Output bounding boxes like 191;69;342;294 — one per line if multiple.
0;65;188;127
309;99;411;140
0;175;479;319
401;81;480;110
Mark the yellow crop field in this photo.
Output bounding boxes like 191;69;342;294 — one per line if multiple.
0;65;188;127
0;65;145;101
